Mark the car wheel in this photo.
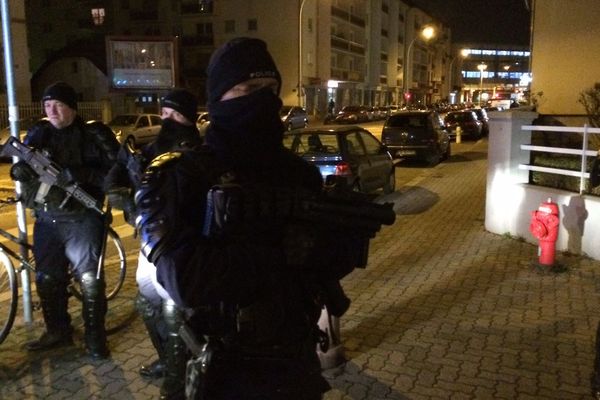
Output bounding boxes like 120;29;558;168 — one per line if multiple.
442;143;451;161
383;168;396;194
426;150;441;166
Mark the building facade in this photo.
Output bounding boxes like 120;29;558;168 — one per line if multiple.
530;0;600;122
24;0;455;116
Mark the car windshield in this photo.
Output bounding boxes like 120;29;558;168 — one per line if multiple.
446;112;472;123
287;133;339;155
386;115;427;128
109;115;138;126
341;106;361;112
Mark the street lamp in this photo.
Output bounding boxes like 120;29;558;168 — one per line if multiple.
298;0;307;107
448;48;468;103
477;63;487;106
403;24;435;105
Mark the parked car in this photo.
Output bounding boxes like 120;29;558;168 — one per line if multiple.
470;108;490;136
332;105;370;124
108;113;162;146
280;105;308;130
381;110;451;166
283;125;395;194
443;110;483;140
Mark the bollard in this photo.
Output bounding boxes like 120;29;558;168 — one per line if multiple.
456;126;462;143
316;306;345;369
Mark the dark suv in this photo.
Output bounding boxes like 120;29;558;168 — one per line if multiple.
444;110;483;140
381;110;451;165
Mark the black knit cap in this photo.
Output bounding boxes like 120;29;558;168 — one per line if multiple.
161;89;198;124
206;37;281;104
42;81;78;110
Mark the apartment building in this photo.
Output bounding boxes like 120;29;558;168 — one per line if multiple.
24;0;452;116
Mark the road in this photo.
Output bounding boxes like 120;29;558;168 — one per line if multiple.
0;120;479;244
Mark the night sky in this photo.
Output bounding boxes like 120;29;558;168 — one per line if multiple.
410;0;531;46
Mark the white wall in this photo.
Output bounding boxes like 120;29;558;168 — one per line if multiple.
485;110;600;261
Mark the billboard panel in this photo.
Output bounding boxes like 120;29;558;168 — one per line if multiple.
106;36;177;90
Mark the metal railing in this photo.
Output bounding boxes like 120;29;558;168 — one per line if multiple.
519;124;600;194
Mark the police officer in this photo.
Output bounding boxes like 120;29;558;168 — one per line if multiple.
10;81;119;359
134;37;353;399
104;89;202;399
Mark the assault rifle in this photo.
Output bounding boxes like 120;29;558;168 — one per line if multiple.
1;136;104;215
203;176;396;268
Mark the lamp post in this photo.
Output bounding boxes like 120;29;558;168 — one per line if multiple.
403;25;435;106
298;0;307;107
477;63;487;106
448;48;468;103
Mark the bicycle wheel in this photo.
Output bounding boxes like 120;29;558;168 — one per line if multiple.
70;227;127;302
0;250;18;345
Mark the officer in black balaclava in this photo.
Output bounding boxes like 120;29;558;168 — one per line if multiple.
10;81;119;359
133;38;333;399
104;89;202;400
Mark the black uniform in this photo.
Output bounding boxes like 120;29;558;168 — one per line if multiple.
17;116;119;358
105;108;202;399
135;37;361;399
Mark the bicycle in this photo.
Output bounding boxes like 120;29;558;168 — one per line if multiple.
0;197;127;345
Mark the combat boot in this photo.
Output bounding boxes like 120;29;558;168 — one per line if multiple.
80;271;110;359
160;300;187;400
26;273;73;351
136;294;167;379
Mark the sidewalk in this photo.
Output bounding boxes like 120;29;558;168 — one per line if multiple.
1;138;599;399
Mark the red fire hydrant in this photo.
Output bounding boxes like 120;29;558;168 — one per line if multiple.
529;198;559;266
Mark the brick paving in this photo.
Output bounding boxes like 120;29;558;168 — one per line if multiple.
1;138;599;399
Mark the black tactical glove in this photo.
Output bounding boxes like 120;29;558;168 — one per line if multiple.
10;161;38;182
56;168;76;187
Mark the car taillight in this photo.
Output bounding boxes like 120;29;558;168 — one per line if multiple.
335;162;352;176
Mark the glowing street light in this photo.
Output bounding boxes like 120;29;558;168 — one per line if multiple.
477;63;488;106
403;24;436;105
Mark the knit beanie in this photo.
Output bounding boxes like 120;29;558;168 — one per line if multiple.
161;89;198;124
42;82;78;110
206;37;281;104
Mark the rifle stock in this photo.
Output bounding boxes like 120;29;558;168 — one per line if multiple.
1;136;104;215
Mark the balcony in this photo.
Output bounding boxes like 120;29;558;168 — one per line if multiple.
181;35;214;47
331;6;366;28
181;2;213;15
331;35;365;56
330;67;363;82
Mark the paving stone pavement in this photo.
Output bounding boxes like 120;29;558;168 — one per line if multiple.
1;138;599;399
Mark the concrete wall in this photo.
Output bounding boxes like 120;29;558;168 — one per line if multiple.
485;110;600;261
531;0;600;115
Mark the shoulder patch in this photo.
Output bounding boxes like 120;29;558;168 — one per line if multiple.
147;151;183;169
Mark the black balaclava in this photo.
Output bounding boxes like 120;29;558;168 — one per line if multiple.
205;37;285;167
161;89;198;124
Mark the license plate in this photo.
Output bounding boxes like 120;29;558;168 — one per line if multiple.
398;150;416;156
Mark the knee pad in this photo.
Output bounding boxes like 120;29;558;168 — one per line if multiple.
36;272;64;297
79;271;106;298
136;293;162;320
162;300;184;331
